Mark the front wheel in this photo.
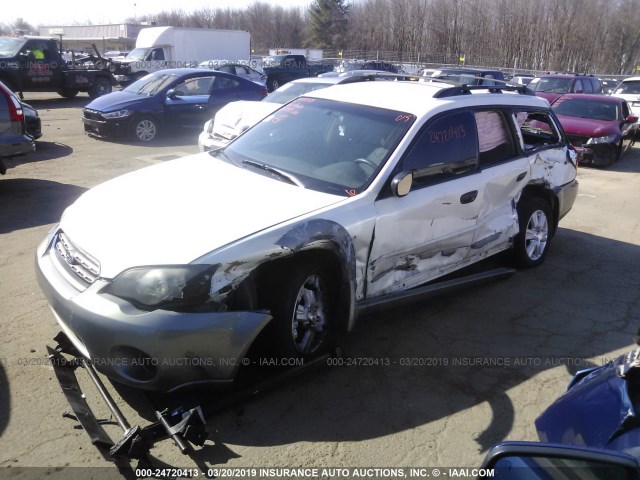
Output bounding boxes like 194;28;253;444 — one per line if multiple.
268;259;336;357
512;197;552;268
130;116;159;142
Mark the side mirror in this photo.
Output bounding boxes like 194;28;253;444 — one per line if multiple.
481;442;640;479
626;115;638;124
166;89;176;99
391;172;412;197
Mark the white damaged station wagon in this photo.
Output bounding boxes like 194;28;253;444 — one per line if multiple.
36;80;578;392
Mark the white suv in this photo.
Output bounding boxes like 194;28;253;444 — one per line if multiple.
611;77;640;120
37;80;578;392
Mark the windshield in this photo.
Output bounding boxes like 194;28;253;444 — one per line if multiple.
552;97;619;121
125;48;151;62
122;72;176;96
528;77;572;93
0;37;25;57
218;97;415;196
265;81;333;104
614;81;640;95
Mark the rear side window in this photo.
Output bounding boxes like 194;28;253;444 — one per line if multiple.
474;111;516;166
402;111;478;188
574;78;589;93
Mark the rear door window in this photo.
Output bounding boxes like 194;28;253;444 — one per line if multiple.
513;110;562;153
474;111;517;166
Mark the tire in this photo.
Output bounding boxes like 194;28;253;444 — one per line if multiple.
512;196;552;268
88;77;112;98
267;259;336;357
57;88;79;99
130;116;159;142
615;140;623;163
269;78;279;92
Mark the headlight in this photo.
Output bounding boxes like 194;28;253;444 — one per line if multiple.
586;134;618;145
102;264;218;310
102;109;133;119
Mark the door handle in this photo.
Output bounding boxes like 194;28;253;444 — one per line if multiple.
460;190;478;204
515;171;527;182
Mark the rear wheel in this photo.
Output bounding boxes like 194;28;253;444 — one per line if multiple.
267;259;336;358
88;77;112;98
615;140;623;163
513;196;552;268
269;78;279;92
57;88;79;99
130;116;159;142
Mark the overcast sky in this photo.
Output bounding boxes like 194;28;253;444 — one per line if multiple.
5;0;313;28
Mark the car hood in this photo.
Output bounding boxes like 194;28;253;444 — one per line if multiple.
556;115;619;138
212;101;281;140
60;153;345;278
535;92;563;104
85;90;148;112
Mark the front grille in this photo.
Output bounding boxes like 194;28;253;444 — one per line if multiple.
53;232;100;285
567;135;589;147
83;108;103;121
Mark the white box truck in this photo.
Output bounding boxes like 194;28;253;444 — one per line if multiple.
112;27;251;83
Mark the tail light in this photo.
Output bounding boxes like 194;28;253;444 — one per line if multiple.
259;86;268;98
6;94;24;122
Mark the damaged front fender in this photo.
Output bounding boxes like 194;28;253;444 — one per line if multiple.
196;218;358;330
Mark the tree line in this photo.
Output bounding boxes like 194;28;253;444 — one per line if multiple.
4;0;640;75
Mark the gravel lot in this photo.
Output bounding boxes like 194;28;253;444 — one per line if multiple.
1;91;640;479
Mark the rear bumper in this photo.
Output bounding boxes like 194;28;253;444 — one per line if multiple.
555;178;579;221
0;134;36;169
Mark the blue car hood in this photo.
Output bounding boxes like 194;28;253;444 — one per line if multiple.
536;349;640;456
85;90;148;112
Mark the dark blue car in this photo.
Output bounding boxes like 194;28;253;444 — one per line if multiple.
82;68;268;142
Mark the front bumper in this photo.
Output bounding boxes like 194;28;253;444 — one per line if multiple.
36;231;272;392
573;143;618;167
197;131;231;153
82;115;130;139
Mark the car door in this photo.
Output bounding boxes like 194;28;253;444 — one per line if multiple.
164;75;215;128
620;100;636;150
17;40;62;90
472;110;532;260
514;108;577;218
207;74;250;114
367;110;485;297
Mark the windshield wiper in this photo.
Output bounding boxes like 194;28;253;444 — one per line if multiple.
241;159;305;187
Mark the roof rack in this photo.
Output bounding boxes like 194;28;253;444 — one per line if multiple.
432;78;534;98
337;71;420;81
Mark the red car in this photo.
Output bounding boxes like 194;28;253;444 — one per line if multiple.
551;94;637;167
528;73;602;104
